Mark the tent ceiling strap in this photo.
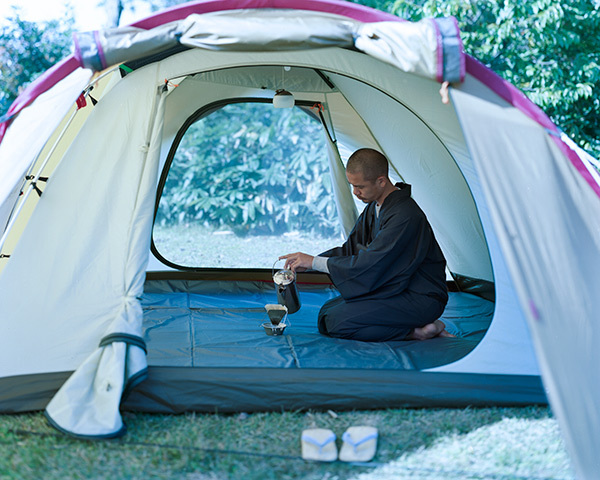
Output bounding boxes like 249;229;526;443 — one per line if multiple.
314;69;335;90
312;103;335;144
99;333;148;354
25;175;48;182
31;183;43;197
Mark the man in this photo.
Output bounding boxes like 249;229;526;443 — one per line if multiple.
281;148;452;342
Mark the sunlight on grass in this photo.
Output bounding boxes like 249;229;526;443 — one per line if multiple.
351;417;575;480
1;407;574;480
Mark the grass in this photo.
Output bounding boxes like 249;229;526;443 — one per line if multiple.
152;224;343;269
1;406;574;480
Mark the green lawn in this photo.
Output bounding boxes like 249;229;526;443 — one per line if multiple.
152;224;343;269
1;406;574;480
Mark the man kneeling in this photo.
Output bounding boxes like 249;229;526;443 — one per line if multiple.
281;148;452;342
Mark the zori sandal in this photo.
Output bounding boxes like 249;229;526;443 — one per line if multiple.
301;428;338;462
339;426;378;462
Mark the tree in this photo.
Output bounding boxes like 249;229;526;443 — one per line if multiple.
0;9;74;116
355;0;600;158
157;103;339;236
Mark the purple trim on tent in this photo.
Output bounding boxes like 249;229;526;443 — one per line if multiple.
0;55;81;144
0;0;597;199
128;0;399;29
465;55;600;197
430;18;444;83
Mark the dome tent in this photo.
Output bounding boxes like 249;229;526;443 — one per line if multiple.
0;1;599;477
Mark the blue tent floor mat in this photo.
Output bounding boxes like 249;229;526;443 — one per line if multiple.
126;277;546;413
0;277;546;414
141;278;494;371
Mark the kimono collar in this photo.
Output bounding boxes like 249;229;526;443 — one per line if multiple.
379;182;412;210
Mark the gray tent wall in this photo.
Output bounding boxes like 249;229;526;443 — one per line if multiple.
0;1;599;477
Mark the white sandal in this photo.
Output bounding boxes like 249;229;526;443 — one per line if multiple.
301;428;338;462
339;426;378;462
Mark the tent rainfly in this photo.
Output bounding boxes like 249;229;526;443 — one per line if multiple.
1;1;599;477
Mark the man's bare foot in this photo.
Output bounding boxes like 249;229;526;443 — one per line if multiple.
406;320;456;341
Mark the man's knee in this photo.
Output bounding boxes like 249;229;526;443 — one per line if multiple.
318;296;344;336
317;296;413;342
317;299;375;340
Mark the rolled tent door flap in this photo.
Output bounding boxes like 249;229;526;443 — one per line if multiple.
354;17;464;83
73;12;464;84
45;301;149;438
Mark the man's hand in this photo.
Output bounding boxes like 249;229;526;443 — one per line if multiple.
279;252;314;272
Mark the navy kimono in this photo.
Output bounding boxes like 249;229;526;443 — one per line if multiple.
318;183;448;342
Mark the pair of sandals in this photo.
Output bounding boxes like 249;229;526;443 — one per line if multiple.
301;426;378;462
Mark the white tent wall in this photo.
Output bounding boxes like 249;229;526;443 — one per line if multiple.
0;69;92;242
451;76;600;479
0;70;124;276
326;72;491;280
0;64;164;379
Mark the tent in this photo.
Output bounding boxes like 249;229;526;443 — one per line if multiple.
1;0;599;477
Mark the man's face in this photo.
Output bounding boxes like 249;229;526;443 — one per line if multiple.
346;170;382;204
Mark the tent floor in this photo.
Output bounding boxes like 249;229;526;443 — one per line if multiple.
140;278;493;371
0;276;547;414
119;277;545;412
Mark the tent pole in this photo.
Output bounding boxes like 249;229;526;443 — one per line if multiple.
0;105;81;254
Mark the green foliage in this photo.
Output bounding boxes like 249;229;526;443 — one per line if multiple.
157;103;340;236
0;9;74;116
356;0;600;158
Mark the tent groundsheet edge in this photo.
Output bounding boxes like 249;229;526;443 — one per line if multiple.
0;368;546;414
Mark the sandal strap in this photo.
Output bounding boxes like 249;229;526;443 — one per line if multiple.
302;432;336;453
342;430;378;452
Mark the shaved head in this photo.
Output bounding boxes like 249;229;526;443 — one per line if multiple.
346;148;389;182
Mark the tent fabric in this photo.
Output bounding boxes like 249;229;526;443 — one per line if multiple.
45;85;168;438
0;367;546;415
74;12;463;83
0;68;92;237
451;81;600;480
123;369;545;414
0;66;167;437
